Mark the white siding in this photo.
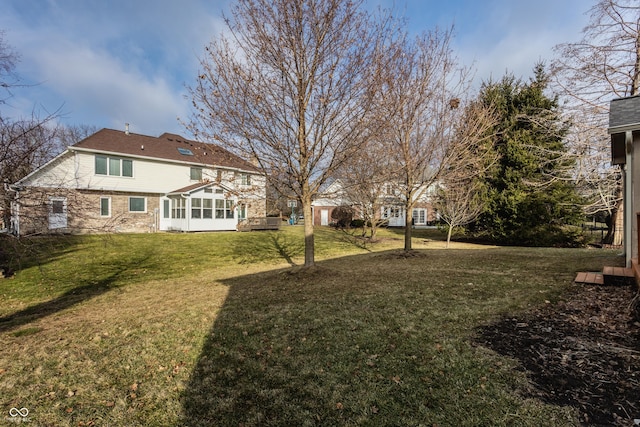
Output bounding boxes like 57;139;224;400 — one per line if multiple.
24;151;264;196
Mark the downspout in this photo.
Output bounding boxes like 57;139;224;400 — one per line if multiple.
625;130;633;267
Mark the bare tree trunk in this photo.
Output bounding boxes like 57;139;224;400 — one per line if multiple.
302;194;314;267
446;225;453;248
404;209;412;251
303;212;315;266
603;187;623;246
614;199;624;246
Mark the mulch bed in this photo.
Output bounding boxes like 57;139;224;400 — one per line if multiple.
476;283;640;426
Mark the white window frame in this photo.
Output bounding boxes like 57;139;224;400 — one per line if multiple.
128;197;146;213
412;208;427;225
95;155;133;177
240;173;251;186
190;167;203;181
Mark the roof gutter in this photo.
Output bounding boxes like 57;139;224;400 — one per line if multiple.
68;146;263;175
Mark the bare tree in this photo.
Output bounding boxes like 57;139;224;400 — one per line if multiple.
188;0;395;267
57;124;99;147
434;101;498;248
336;137;393;239
551;0;640;245
0;30;18;105
434;181;484;248
378;27;496;251
0;30;66;232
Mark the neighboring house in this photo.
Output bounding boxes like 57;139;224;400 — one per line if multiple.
9;128;266;235
311;179;346;226
310;179;437;227
378;182;437;227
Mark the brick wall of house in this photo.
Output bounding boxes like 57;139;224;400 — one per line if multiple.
73;190;161;233
14;188;162;235
15;188;268;235
243;198;266;219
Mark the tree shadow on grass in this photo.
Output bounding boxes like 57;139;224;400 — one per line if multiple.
0;280;115;333
0;234;83;276
180;252;443;426
231;231;304;266
180;261;345;426
0;253;154;334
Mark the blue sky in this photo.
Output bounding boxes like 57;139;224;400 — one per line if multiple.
0;0;591;138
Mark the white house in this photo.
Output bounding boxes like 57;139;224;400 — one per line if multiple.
311;179;347;226
378;183;437;227
310;179;437;227
9;128;266;235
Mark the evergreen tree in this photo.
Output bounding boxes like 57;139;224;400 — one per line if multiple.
472;64;584;246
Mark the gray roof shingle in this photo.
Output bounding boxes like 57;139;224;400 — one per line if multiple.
609;95;640;133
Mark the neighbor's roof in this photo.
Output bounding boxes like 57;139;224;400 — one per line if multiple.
71;128;260;173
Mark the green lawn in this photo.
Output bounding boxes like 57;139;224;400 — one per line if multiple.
0;227;621;426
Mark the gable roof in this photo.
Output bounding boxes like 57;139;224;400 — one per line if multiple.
71;129;260;173
167;181;234;196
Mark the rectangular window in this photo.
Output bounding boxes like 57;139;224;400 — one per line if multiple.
203;199;213;219
191;198;202;219
95;155;133;177
129;197;146;212
225;200;234;219
100;197;111;217
122;159;133;177
215;199;225;219
109;157;120;176
163;200;170;219
190;167;202;181
171;198;185;219
52;199;65;214
240;173;251;185
95;155;107;175
215;199;234;219
238;204;246;220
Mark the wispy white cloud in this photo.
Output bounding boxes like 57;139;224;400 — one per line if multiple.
453;0;590;84
0;0;229;136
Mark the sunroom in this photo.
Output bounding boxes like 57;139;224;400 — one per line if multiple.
159;182;246;232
